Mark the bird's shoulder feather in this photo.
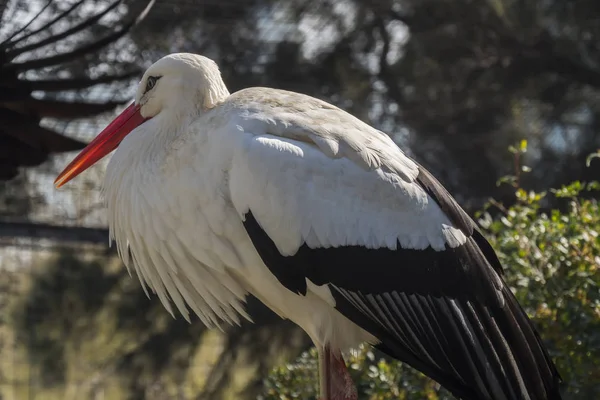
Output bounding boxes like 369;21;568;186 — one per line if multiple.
222;87;419;182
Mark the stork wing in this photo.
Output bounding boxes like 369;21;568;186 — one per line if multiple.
225;88;562;400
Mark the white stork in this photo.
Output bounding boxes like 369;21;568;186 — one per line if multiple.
55;53;563;400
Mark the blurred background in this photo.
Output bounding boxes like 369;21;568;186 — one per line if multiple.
0;0;598;399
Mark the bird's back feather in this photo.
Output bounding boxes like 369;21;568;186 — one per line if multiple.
221;87;563;400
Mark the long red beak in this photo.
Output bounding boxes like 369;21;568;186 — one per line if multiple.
54;103;147;188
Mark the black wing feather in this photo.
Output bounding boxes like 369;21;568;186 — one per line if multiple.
242;163;563;400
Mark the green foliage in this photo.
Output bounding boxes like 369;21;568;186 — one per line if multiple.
261;345;453;400
481;185;600;398
261;149;600;399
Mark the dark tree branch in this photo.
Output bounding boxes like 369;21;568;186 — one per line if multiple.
3;0;155;73
0;0;85;48
0;220;109;247
374;17;405;105
0;0;153;179
388;9;413;26
21;70;140;92
0;108;86;151
0;86;30;102
5;0;124;59
0;136;48;166
0;0;53;45
3;98;126;118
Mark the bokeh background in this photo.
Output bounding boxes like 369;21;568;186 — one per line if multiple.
0;0;598;399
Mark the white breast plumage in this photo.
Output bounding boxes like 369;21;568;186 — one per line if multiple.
103;118;249;327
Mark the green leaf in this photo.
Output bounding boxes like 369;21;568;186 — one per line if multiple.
520;139;528;152
497;175;517;187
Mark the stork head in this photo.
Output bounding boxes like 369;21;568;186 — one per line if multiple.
54;53;230;188
136;53;230;119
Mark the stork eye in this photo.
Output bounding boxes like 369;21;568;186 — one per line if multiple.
146;76;160;92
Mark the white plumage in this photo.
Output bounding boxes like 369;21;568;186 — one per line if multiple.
56;53;562;400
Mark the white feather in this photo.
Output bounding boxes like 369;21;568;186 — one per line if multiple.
101;54;467;351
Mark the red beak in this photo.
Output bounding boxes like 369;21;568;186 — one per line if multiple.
54;102;148;188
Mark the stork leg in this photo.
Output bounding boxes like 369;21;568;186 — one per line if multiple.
318;345;358;400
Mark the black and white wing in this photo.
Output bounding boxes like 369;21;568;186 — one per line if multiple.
226;87;563;400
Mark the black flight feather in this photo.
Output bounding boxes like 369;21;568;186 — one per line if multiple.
241;162;563;400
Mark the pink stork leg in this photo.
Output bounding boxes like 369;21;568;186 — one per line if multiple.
318;345;358;400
